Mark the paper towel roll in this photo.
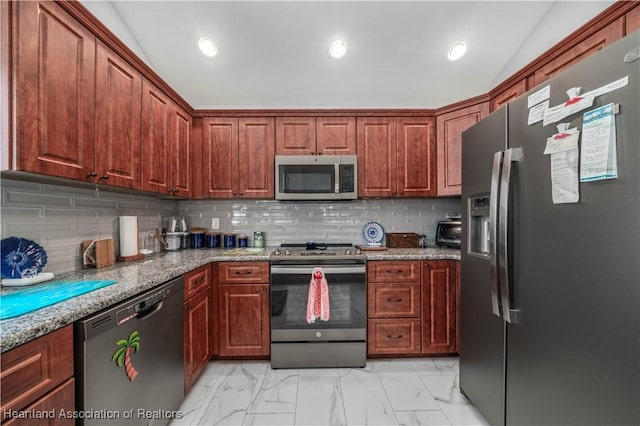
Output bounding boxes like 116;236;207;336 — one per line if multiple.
119;216;138;257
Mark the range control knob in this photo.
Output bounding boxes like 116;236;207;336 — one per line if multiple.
355;248;362;255
345;249;352;255
273;249;281;256
284;249;292;256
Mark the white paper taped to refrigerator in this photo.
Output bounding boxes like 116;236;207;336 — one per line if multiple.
528;85;550;108
544;128;580;204
528;100;549;125
580;103;618;182
543;95;594;126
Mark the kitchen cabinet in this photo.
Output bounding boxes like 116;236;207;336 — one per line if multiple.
357;117;435;197
202;118;274;198
627;5;640;34
12;0;96;181
141;79;193;197
275;116;356;155
533;18;624;85
95;40;142;189
491;79;528;112
217;262;270;357
184;265;211;392
1;325;74;424
367;260;422;355
422;260;457;354
436;102;490;196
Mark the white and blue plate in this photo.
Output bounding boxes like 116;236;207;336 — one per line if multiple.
1;237;48;279
363;222;385;246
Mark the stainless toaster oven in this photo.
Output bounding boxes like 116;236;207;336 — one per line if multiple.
435;220;462;248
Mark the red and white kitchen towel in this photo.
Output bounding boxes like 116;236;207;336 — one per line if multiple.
306;267;330;323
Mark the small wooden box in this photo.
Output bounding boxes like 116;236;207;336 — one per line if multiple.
386;233;420;248
82;238;115;269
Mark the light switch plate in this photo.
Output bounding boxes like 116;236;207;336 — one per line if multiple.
211;218;220;229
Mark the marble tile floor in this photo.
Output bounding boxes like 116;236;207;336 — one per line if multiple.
170;357;489;426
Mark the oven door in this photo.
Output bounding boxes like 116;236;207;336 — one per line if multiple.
270;264;366;342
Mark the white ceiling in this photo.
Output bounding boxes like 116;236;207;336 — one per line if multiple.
82;1;614;110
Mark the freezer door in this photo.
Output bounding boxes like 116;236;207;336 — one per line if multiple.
459;106;508;426
505;31;640;425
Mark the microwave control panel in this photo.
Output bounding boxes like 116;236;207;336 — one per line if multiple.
339;165;355;193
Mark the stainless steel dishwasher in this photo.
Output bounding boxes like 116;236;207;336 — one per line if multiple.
75;276;184;426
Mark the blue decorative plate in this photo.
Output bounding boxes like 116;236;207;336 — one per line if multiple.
1;237;48;279
363;222;385;245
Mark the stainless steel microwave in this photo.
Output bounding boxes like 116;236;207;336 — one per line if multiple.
275;155;358;201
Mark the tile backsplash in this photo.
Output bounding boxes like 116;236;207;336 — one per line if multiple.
1;179;179;274
1;178;461;274
180;198;461;247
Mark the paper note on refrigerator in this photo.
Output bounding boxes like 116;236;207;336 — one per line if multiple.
544;128;580;204
528;100;549;125
580;103;618;182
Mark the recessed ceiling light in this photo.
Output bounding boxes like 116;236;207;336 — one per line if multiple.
329;39;347;59
199;38;218;57
448;42;467;61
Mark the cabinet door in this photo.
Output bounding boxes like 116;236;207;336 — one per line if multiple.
275;117;316;155
141;79;171;194
316;117;356;155
397;117;436;197
184;288;210;392
238;118;275;198
534;18;624;85
202;117;238;198
436;103;490;196
14;1;95;180
491;79;528;111
422;261;457;354
357;117;396;197
95;41;141;189
169;104;192;197
218;284;270;356
627;5;640;34
3;378;75;426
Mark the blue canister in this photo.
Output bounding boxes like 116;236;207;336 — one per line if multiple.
206;232;221;248
223;233;236;248
190;229;205;249
238;235;248;248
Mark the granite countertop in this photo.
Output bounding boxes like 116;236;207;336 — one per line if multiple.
1;246;459;353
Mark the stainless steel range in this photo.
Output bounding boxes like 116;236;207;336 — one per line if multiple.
269;243;366;368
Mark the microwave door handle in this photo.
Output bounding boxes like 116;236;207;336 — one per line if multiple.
335;164;340;193
489;151;503;317
498;147;523;324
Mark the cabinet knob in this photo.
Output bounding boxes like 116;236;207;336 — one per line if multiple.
86;172;97;177
232;192;237;196
99;175;109;180
262;287;267;292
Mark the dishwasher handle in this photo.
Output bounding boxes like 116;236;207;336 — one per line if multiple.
137;300;164;320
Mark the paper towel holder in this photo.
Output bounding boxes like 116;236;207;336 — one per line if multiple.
117;216;145;263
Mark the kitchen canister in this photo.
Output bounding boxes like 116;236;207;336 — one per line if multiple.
190;228;206;249
223;233;236;248
206;232;221;248
238;235;248;248
253;232;265;248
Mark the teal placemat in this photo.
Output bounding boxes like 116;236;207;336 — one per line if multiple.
0;280;116;320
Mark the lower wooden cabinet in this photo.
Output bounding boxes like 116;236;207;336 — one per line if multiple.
368;319;421;355
184;265;211;392
217;261;270;357
422;260;457;354
1;325;74;424
3;378;75;426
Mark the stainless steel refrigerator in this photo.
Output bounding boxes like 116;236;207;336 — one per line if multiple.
460;31;640;426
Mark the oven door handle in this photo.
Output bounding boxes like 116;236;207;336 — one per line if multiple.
270;266;366;275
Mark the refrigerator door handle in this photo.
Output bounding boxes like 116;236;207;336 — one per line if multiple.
499;147;523;323
489;151;503;317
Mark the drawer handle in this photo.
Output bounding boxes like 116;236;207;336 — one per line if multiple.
192;276;206;287
387;334;403;339
386;270;404;274
386;298;403;302
235;271;253;275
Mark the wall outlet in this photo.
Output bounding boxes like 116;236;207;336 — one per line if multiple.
211;218;220;229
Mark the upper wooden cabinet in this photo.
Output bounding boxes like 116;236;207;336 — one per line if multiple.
13;0;96;181
95;41;142;189
202;117;274;198
436;102;490;196
141;81;192;197
357;117;435;198
534;18;624;85
491;79;528;112
275;116;356;155
627;5;640;34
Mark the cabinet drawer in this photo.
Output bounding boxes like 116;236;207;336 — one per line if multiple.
367;261;421;283
218;261;269;284
367;319;421;355
184;265;210;300
1;326;74;420
3;378;75;426
368;282;421;318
